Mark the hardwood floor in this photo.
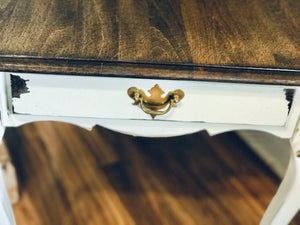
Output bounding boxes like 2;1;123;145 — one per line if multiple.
3;122;300;225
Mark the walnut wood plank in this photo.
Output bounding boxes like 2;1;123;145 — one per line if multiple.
3;122;300;225
0;0;299;84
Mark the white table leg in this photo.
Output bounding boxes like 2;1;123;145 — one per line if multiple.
260;125;300;225
0;125;16;225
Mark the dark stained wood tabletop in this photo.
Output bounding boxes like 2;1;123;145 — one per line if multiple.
0;0;299;84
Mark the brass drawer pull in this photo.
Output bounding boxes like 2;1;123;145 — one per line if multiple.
128;84;184;118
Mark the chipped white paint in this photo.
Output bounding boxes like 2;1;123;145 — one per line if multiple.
0;71;300;224
11;73;289;126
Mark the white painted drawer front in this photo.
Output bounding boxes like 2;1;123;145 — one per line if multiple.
9;73;289;126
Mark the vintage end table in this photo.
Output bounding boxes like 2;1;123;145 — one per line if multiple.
0;0;299;224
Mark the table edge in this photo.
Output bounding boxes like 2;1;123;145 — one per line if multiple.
0;56;299;86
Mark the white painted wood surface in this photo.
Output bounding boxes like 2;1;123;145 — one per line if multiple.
11;73;289;126
1;71;300;224
0;74;15;225
0;126;15;225
260;120;300;225
0;166;15;225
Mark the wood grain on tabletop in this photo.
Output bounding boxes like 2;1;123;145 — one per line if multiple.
4;122;300;225
0;0;299;84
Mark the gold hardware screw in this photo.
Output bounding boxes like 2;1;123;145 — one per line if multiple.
297;151;300;158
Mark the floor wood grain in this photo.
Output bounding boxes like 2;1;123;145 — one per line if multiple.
3;122;300;225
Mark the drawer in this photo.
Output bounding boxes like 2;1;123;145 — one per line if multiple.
9;73;290;126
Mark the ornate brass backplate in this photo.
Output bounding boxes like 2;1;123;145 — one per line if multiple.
127;84;184;119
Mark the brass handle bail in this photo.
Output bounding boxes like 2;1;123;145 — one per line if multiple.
128;84;184;119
